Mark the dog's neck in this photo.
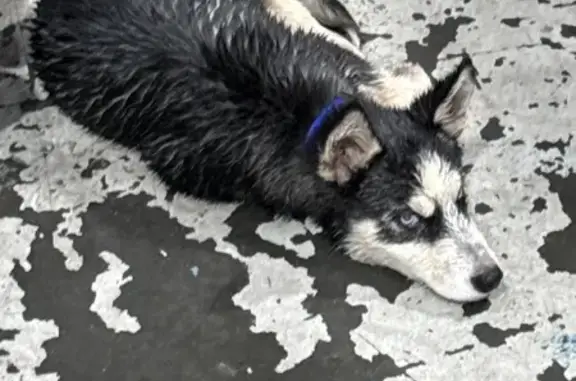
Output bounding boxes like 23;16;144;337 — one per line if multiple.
304;94;359;151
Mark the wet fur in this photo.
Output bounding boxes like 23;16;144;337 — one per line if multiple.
29;0;501;301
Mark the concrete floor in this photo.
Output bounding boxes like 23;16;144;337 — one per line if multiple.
0;0;575;380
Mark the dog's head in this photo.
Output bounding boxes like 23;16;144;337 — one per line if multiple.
314;56;502;302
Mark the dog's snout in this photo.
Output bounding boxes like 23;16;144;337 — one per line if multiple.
471;266;503;294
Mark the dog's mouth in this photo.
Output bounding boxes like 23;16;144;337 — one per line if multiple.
414;256;504;303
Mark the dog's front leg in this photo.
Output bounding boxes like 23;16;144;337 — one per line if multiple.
262;0;365;57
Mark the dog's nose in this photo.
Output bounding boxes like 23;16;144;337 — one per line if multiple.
471;266;503;293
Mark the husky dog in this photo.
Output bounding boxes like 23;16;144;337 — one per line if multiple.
29;0;503;302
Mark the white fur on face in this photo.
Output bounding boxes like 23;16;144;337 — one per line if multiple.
413;150;501;272
343;151;501;302
262;0;364;57
407;151;463;218
407;192;435;218
343;218;500;302
416;151;462;205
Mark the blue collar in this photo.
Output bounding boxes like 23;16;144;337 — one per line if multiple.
304;96;348;150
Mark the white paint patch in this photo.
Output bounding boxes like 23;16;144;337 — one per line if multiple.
90;251;141;334
346;283;569;381
232;253;331;373
256;218;316;259
0;217;59;381
159;249;168;257
53;211;84;271
190;266;199;277
247;367;253;374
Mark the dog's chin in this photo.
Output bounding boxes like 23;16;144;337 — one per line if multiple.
424;279;489;303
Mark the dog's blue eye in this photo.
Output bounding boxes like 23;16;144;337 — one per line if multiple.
399;211;420;227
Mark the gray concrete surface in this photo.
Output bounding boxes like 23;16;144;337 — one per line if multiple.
0;0;575;380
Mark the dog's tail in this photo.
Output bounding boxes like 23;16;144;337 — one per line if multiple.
297;0;362;48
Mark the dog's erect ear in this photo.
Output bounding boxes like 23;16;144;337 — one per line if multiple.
429;54;480;138
318;110;382;185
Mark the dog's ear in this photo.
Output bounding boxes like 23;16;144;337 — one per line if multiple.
318;110;382;185
428;54;480;138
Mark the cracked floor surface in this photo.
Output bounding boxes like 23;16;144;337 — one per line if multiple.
0;0;575;380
